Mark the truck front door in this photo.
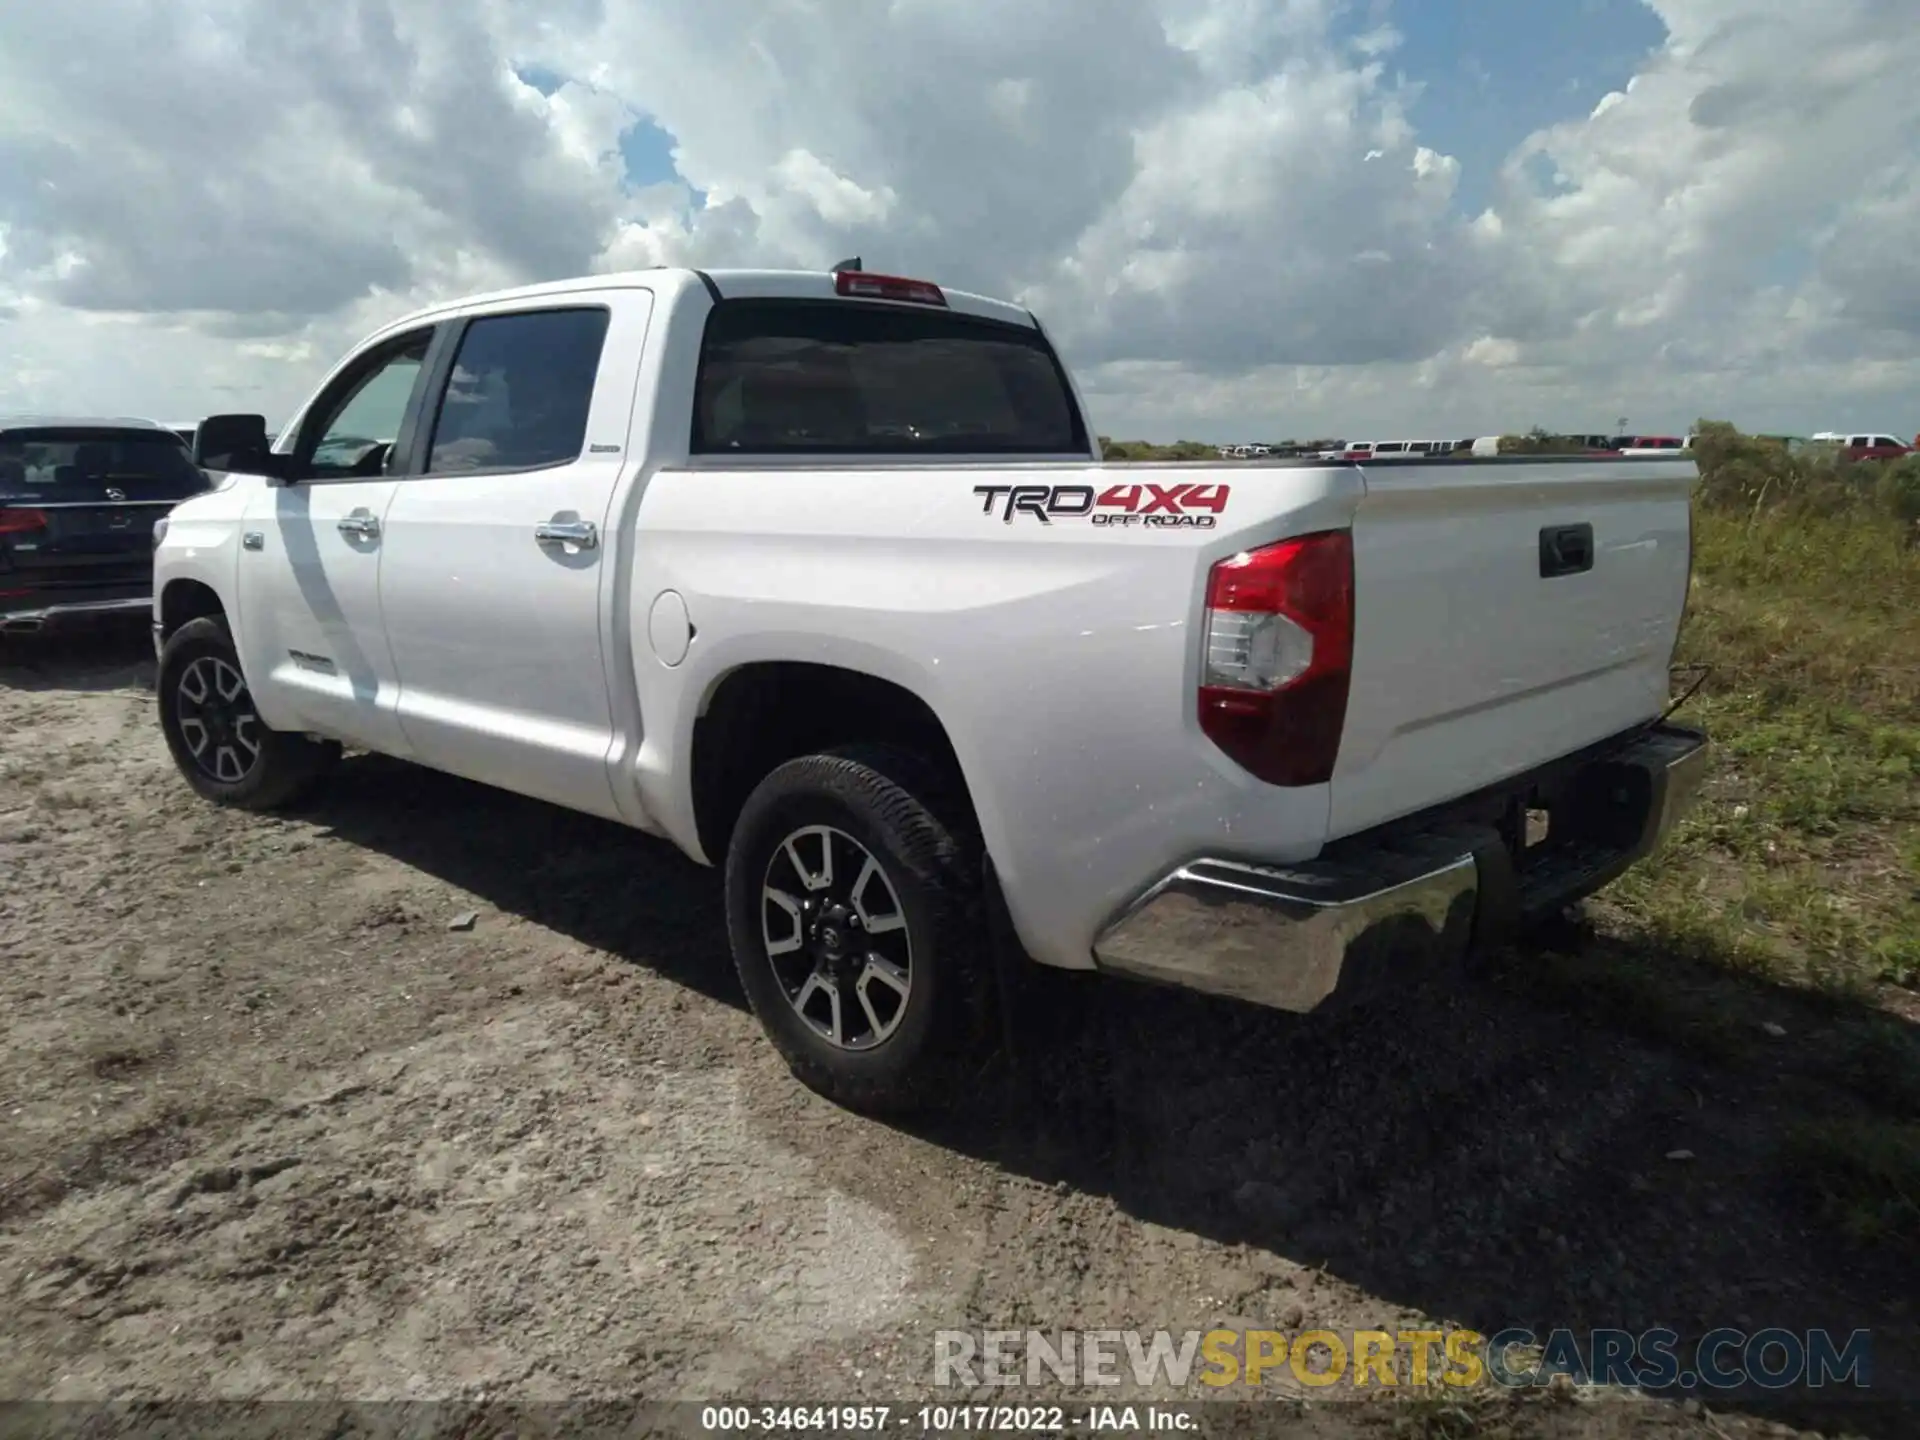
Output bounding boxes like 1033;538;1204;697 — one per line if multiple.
236;326;440;754
375;291;655;820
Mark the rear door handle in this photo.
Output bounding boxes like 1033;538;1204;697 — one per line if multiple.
1539;522;1594;578
337;513;381;539
534;520;598;550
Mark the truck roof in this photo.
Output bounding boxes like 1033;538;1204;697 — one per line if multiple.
373;267;1041;342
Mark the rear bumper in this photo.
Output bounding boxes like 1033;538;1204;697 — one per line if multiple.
0;594;154;634
1091;723;1710;1013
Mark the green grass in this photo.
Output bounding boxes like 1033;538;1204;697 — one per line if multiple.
1571;431;1920;1233
1782;1117;1920;1243
1598;500;1920;996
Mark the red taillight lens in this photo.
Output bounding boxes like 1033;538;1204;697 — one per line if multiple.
0;507;47;535
833;270;948;307
1198;529;1355;787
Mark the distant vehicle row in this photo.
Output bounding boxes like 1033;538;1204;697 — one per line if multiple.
1810;432;1914;461
1218;432;1916;463
1327;435;1694;460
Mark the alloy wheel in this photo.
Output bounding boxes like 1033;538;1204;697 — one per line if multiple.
760;824;913;1051
174;655;262;784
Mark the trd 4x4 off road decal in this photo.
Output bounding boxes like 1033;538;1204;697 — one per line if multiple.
972;482;1230;529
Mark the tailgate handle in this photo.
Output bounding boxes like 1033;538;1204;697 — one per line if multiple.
1539;523;1594;578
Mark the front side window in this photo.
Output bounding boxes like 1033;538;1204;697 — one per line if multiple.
426;308;610;474
0;428;209;503
304;331;432;479
692;299;1087;456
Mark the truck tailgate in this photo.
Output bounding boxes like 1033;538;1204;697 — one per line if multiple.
1331;456;1695;838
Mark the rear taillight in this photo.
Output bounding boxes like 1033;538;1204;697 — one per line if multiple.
1198;530;1355;787
0;507;47;535
833;270;948;307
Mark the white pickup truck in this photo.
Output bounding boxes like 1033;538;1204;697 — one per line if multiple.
152;265;1707;1113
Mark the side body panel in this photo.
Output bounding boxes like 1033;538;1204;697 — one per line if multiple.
623;461;1362;971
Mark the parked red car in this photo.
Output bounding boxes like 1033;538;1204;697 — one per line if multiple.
1812;432;1914;462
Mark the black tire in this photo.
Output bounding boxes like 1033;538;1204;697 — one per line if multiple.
157;616;339;810
724;744;991;1115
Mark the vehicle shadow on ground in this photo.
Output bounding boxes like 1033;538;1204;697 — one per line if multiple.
307;751;745;1012
0;623;154;693
935;931;1920;1437
173;746;1920;1435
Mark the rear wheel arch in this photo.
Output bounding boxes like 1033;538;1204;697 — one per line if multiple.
689;661;983;867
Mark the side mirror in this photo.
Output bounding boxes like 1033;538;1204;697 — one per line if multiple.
193;413;285;479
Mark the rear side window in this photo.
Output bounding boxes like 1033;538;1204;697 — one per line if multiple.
0;429;209;503
426;308;610;474
692;299;1087;456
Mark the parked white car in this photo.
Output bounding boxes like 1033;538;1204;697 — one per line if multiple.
153;265;1708;1113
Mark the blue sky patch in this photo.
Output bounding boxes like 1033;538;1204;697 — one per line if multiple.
1370;0;1668;212
513;64;700;202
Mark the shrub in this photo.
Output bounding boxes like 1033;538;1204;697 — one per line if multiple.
1693;418;1919;538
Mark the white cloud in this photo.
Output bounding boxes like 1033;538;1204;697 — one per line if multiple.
0;0;1916;439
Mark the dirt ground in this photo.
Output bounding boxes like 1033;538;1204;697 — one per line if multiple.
1;625;1913;1439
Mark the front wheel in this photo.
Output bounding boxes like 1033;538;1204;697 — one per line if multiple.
724;745;990;1115
157;616;338;809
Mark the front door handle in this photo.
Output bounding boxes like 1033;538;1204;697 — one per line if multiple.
534;520;598;550
337;513;381;539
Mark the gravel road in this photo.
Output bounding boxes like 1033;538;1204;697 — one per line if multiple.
2;626;1911;1438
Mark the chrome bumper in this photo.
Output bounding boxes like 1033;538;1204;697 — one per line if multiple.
1092;725;1711;1014
0;596;155;634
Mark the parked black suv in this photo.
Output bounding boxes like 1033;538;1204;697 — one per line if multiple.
0;418;210;634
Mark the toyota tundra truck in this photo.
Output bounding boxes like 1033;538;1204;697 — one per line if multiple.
151;264;1707;1113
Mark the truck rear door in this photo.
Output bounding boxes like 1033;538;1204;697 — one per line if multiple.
1329;456;1695;838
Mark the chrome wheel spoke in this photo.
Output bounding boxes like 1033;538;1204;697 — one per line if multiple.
861;954;910;999
795;972;844;1046
212;660;246;702
762;886;805;957
782;829;833;892
855;980;887;1041
177;661;210;705
178;716;210;758
850;854;907;935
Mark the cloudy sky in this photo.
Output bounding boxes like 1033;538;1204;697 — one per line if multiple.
1;0;1916;442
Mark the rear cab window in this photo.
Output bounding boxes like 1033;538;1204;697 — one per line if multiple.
426;308;611;474
692;299;1089;456
0;428;210;504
